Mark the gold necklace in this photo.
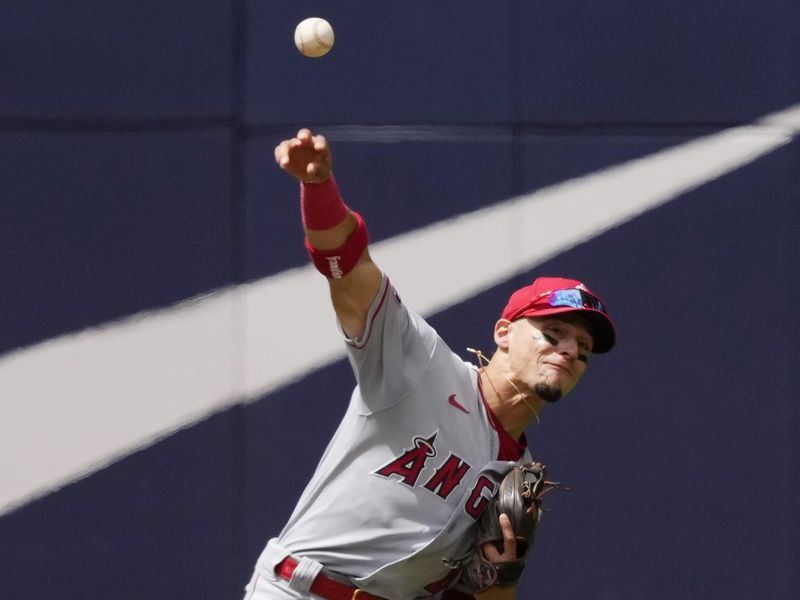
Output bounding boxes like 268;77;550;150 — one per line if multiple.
466;348;541;425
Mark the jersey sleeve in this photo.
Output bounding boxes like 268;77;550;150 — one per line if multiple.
341;272;439;414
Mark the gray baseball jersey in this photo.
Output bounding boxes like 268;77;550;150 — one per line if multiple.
255;274;531;599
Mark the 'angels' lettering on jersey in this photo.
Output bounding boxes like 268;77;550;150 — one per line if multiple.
422;453;472;499
464;475;498;519
374;432;439;488
374;432;493;509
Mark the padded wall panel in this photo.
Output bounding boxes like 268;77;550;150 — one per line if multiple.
244;132;515;280
1;0;232;119
0;408;246;600
244;2;512;125
514;2;800;124
242;362;350;563
1;0;798;597
0;131;233;354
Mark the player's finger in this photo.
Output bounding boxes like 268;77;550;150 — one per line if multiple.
498;513;517;560
313;134;328;152
479;513;517;563
274;140;291;167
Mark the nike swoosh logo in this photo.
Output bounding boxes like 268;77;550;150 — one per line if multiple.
448;394;470;414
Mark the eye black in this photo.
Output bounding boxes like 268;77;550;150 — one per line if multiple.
542;334;558;345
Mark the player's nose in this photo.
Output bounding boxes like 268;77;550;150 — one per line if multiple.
557;336;580;360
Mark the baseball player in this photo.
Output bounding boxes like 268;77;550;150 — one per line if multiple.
243;129;616;600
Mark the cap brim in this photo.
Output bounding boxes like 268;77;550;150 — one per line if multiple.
517;306;616;353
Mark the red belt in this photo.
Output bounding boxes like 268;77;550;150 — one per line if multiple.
275;557;387;600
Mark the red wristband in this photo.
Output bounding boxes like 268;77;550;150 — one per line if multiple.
305;212;369;279
300;176;348;230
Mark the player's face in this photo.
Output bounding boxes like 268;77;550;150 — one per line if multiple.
505;314;593;402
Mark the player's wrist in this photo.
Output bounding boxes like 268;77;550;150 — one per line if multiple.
300;175;348;230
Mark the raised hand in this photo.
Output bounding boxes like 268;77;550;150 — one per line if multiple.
274;128;332;183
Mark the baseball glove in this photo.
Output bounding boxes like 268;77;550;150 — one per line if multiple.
453;462;557;593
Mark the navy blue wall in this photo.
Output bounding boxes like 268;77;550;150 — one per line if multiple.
1;1;798;598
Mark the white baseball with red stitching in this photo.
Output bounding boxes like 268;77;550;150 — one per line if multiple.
294;17;334;58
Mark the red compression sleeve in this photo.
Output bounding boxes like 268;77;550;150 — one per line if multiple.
300;176;348;230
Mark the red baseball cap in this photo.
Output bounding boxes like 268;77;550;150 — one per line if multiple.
500;276;616;353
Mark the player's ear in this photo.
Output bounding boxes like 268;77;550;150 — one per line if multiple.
494;319;512;349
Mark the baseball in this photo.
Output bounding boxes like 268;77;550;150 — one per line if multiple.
294;17;334;58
